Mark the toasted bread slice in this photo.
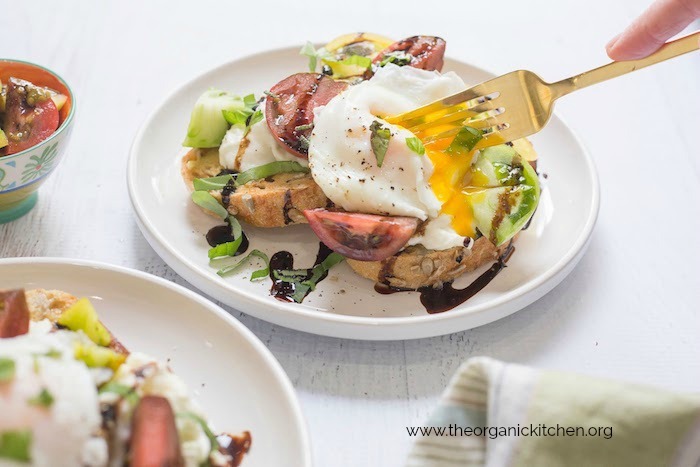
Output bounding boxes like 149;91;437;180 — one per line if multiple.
346;237;511;289
24;288;79;322
181;148;329;227
24;288;128;354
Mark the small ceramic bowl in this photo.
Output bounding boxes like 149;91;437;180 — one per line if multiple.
0;60;75;223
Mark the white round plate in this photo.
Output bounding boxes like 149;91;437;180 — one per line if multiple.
128;46;599;340
0;258;311;467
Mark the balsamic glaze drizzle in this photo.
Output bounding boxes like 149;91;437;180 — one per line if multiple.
269;243;333;302
216;432;252;467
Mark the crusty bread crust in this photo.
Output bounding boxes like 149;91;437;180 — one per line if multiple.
25;288;78;322
24;288;128;354
181;148;328;227
346;237;511;289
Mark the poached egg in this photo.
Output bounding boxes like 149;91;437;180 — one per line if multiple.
308;64;474;251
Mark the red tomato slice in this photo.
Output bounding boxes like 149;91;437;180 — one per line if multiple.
129;396;184;467
303;209;419;261
4;78;60;155
265;73;347;158
373;36;447;71
0;289;30;338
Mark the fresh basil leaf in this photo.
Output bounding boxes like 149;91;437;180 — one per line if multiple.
0;430;31;462
446;127;483;155
405;137;425;155
242;93;257;108
0;358;15;383
299;42;331;72
99;381;139;405
27;388;54;408
208;236;243;259
222;108;250;127
294;123;313;132
216;249;269;279
228;216;242;240
370;121;391;167
193;174;235;192
192;191;228;220
297;134;311;152
291;283;311;303
235;161;309;186
273;269;308;280
264;90;280;101
43;349;61;359
302;252;345;291
379;51;413;67
248;109;263;128
273;253;345;302
177;412;219;455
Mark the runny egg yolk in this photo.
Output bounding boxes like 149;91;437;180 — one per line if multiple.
408;127;505;239
388;105;505;239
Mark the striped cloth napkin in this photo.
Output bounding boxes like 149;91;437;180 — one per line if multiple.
407;357;700;467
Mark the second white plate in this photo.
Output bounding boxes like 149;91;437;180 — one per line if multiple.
128;45;599;340
0;258;311;466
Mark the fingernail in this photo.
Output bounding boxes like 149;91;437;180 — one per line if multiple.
606;34;621;52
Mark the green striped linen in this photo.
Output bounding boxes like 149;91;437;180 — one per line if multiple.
407;358;700;467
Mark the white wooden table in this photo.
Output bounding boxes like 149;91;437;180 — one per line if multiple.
2;1;699;465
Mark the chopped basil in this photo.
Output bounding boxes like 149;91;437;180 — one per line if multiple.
369;121;391;167
304;253;345;291
263;90;280;101
0;358;15;383
405;137;425;155
222;108;250;127
177;412;219;456
294;123;314;132
379;51;413;67
99;381;139;405
274;252;345;303
208;236;243;259
216;249;269;280
248;109;263;128
242;93;257;108
235;161;309;187
299;42;332;72
297;134;311;152
193;174;235;192
43;349;61;359
446;126;483;155
0;430;31;462
191;192;228;220
228;216;242;240
221;94;261;135
28;388;54;408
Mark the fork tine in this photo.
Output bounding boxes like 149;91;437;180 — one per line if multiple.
385;83;489;125
407;103;504;133
422;119;509;145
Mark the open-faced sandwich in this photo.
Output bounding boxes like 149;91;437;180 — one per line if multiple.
180;33;540;311
0;289;250;466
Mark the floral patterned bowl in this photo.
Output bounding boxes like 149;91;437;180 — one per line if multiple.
0;60;75;223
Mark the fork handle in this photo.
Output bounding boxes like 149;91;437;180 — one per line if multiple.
550;31;700;98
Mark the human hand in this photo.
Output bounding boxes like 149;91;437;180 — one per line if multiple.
606;0;700;60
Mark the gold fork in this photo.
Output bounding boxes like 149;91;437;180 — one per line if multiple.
387;31;700;147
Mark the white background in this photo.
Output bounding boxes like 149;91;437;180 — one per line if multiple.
1;1;699;465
